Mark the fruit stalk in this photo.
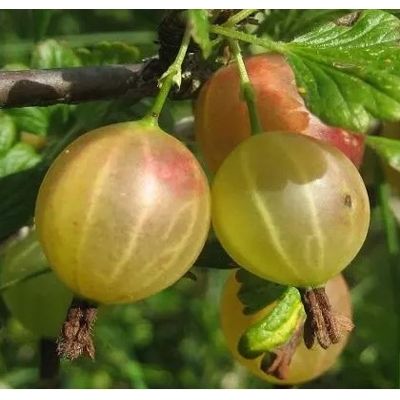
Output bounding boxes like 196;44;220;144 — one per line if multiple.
228;39;263;135
224;9;259;26
210;24;283;52
143;24;192;126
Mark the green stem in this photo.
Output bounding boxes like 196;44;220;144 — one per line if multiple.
210;10;260;48
0;267;51;293
377;166;400;388
225;9;259;26
229;40;263;135
379;180;400;254
142;26;192;126
210;25;284;52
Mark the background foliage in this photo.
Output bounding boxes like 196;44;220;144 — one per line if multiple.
0;9;399;389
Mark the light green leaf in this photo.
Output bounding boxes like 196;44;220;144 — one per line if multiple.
366;135;400;172
238;286;304;359
0;143;41;178
6;107;50;136
31;39;82;69
187;10;212;58
0;113;17;156
75;41;140;66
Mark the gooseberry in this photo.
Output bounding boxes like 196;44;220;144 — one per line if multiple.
195;53;365;172
220;271;352;385
0;230;73;338
212;131;370;288
35;121;211;304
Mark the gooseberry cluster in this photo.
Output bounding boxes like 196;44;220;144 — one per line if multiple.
0;50;370;386
194;53;370;384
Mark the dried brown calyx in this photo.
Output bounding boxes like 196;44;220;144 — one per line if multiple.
300;287;354;349
57;297;98;360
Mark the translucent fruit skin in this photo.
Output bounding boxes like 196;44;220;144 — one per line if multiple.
195;53;365;172
0;231;73;338
212;131;370;288
35;121;211;304
220;272;352;385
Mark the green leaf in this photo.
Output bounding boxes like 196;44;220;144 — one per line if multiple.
0;295;10;328
31;10;54;41
0;142;41;178
2;63;29;71
282;10;400;133
366;135;400;172
75;41;140;66
31;39;82;69
187;10;212;58
257;9;353;42
73;101;118;133
0;266;51;294
235;269;288;315
0;165;45;241
0;113;17;156
342;223;399;387
238;286;304;359
47;105;75;138
5;107;50;136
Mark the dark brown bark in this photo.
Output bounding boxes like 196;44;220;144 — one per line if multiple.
0;63;154;108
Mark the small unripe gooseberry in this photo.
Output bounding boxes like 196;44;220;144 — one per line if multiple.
1;230;73;338
35;121;211;304
220;272;352;385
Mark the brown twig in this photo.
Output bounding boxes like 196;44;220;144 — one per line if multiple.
0;63;153;108
0;54;211;109
0;9;241;110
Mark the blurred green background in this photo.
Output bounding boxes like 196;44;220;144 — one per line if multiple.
0;9;399;389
